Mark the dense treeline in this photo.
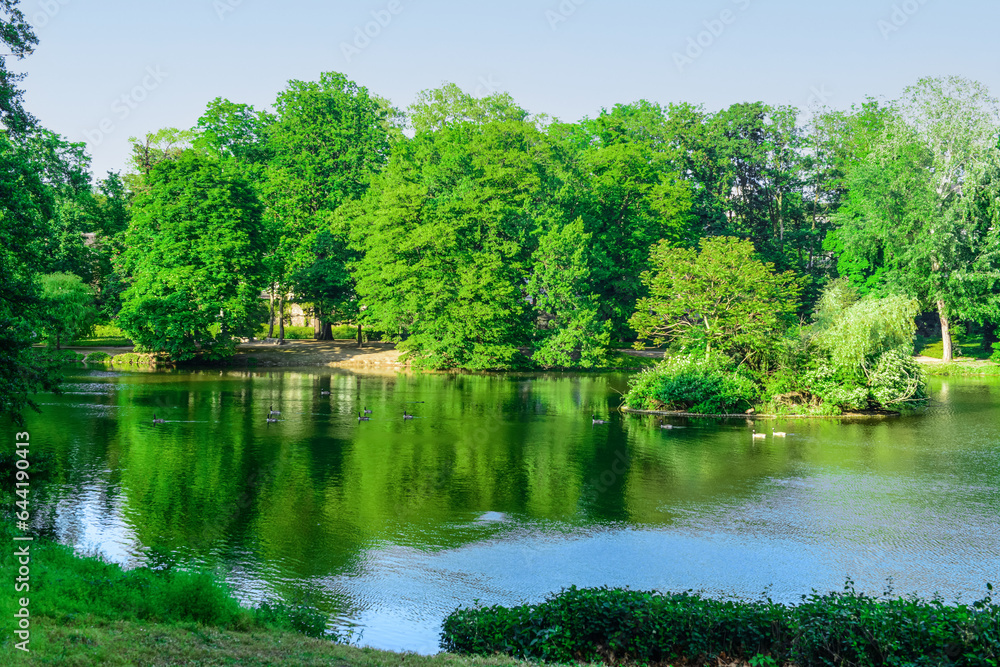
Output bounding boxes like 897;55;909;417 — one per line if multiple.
4;0;1000;420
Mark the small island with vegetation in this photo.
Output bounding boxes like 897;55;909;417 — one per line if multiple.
622;238;928;417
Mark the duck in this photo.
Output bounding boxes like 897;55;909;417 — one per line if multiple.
266;415;278;424
358;412;370;421
751;430;766;439
363;407;372;414
268;405;280;416
152;415;165;424
659;421;676;429
320;390;331;396
772;429;787;437
403;411;414;420
592;416;608;425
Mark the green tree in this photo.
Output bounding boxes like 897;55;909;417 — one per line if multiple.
353;116;554;369
542;102;698;340
39;272;96;349
527;217;611;368
0;0;36;135
0;131;60;423
262;72;392;341
116;151;267;360
832;77;1000;361
630;236;801;368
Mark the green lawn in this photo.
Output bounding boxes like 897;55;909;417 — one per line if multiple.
916;334;993;360
12;617;537;667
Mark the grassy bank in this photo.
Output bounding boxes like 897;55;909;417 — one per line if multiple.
12;617;537;666
918;360;1000;376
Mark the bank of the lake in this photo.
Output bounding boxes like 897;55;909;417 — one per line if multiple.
59;341;659;371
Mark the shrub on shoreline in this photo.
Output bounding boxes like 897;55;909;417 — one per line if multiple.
624;353;759;413
441;584;1000;666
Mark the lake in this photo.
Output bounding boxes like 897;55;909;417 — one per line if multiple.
22;367;1000;653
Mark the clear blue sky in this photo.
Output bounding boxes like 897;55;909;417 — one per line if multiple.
13;0;1000;177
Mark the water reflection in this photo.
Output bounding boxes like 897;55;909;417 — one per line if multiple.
25;370;1000;653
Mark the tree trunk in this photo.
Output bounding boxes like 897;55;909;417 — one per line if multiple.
267;288;275;338
983;321;999;355
313;305;324;340
322;322;332;340
937;300;953;362
356;323;363;349
278;294;285;344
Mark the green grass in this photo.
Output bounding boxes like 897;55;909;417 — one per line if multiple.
921;361;1000;376
603;350;659;370
11;618;539;667
70;324;133;347
917;333;993;360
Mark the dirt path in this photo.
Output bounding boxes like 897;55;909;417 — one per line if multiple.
234;340;405;368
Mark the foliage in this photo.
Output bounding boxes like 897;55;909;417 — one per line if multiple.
441;583;1000;666
623;353;760;413
830;76;1000;362
353;117;553;369
0;125;61;424
0;0;37;135
84;350;111;363
261;71;392;339
804;284;927;411
39;271;97;349
116;151;268;360
630;236;801;369
527;218;611;368
814;291;920;381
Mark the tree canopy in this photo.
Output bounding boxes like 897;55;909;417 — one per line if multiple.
116;151;267;360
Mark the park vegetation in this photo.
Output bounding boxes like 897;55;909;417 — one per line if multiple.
442;584;1000;666
3;0;1000;421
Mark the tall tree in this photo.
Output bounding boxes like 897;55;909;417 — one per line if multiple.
262;72;393;341
0;0;36;135
554;102;696;340
353;116;556;369
116;151;267;360
831;77;1000;361
0;131;60;422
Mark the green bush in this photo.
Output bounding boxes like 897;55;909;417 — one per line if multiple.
624;353;760;413
441;584;1000;666
85;351;111;363
867;349;927;411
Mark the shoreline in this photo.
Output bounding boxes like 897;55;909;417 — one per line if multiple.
58;341;660;372
620;406;901;419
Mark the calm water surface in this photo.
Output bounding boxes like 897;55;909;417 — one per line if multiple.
23;368;1000;653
